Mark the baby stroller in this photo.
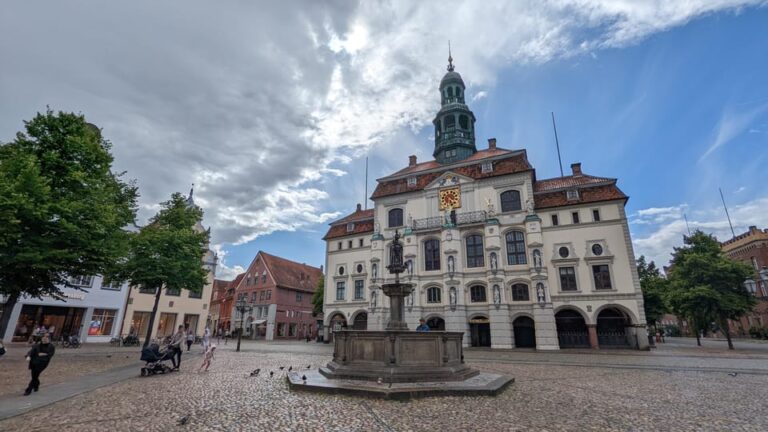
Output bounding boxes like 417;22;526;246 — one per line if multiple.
140;343;174;376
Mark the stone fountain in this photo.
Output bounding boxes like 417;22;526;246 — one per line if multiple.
288;231;513;399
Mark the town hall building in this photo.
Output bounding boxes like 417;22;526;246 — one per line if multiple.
322;56;649;350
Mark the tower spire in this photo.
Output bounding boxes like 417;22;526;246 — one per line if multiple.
447;41;454;72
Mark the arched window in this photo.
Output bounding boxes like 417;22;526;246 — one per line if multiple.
447;87;454;98
466;234;484;268
470;285;487;302
500;190;522;212
511;283;530;301
424;239;441;271
427;286;441;303
506;231;527;265
459;115;468;129
445;115;455;130
388;208;403;228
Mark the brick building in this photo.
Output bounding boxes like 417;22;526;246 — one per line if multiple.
721;226;768;335
209;277;236;336
230;251;322;340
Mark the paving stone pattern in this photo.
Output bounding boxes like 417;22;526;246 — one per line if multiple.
1;340;767;431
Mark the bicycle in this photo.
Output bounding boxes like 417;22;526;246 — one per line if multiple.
109;336;122;347
63;335;81;348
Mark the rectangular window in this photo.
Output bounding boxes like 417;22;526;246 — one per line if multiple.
427;287;441;303
481;161;493;173
511;284;529;301
188;289;202;299
296;292;303;303
348;240;353;249
88;309;117;336
183;314;199;334
346;222;355;232
593;265;612;290
424;239;441;271
571;212;580;224
592;209;600;222
470;285;487;302
505;231;527;265
466;235;485;268
407;176;417;186
336;281;345;301
138;285;157;294
559;267;578;291
157;312;177;338
130;311;151;338
551;214;559;226
354;280;364;300
566;189;579;201
265;290;271;300
166;287;180;296
359;238;364;247
100;278;122;291
277;323;286;337
289;323;297;337
338;241;342;250
259;291;265;301
251;292;258;303
70;275;93;287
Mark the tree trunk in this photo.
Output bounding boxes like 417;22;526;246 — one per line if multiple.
722;320;734;350
0;293;19;339
695;323;701;346
143;286;162;348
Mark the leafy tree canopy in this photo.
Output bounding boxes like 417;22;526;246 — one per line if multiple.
0;109;138;334
636;255;667;326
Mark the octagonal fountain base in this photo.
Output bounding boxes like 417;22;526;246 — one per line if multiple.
287;330;513;399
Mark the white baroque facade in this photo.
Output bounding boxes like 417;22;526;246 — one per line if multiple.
322;60;648;350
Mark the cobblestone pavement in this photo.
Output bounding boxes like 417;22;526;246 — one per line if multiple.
0;343;144;397
1;339;767;431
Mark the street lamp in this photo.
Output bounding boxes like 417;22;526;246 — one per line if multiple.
744;279;757;295
759;267;768;297
235;297;252;353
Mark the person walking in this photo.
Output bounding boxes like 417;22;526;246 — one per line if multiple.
24;333;55;395
202;326;211;352
224;329;230;345
416;318;430;332
186;328;195;352
169;325;185;370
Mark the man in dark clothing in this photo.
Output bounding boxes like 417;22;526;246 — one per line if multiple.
169;325;185;370
25;333;55;395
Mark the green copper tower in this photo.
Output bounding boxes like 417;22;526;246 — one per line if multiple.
433;49;477;164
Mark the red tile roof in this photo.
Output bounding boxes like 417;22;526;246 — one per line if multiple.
534;174;614;192
323;219;375;240
534;184;627;209
372;150;532;199
260;251;323;293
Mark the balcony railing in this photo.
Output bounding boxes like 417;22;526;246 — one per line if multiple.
412;210;488;231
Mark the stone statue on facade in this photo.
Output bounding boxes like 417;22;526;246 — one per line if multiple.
526;198;535;215
370;289;377;309
536;283;546;303
533;249;543;271
449;287;457;306
493;285;501;305
485;197;495;216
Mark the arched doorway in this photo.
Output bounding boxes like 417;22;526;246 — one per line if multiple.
555;309;589;348
352;312;368;330
426;317;445;331
513;316;536;348
328;313;347;342
596;308;631;347
469;316;491;347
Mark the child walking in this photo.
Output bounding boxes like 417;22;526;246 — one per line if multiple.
198;345;216;372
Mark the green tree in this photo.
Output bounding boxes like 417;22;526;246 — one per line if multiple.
0;110;138;337
665;230;754;349
311;277;324;317
636;255;667;328
117;193;209;347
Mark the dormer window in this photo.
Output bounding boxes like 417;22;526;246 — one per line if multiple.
566;189;579;201
346;222;355;232
481;161;493;173
407;176;417;187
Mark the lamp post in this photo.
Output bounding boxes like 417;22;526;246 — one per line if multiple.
759;267;768;298
235;298;252;353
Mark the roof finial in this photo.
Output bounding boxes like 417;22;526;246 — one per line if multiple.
189;183;194;199
447;40;454;72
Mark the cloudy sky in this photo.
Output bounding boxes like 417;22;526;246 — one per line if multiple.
2;1;767;279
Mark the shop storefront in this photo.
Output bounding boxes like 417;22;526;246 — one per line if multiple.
2;277;130;344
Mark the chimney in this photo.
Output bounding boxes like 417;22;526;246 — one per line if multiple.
320;265;324;274
409;155;417;167
749;225;758;233
571;162;582;176
356;203;362;212
488;138;497;150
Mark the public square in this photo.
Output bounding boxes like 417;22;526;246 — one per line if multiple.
1;338;767;431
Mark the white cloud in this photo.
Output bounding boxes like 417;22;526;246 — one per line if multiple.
1;0;765;256
212;246;245;281
632;196;768;268
471;91;488;102
631;205;687;225
699;102;768;161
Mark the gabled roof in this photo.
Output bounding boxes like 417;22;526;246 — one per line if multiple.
259;251;323;293
534;174;615;192
324;204;375;240
372;148;532;199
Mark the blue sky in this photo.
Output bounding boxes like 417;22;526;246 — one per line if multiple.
1;1;766;279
